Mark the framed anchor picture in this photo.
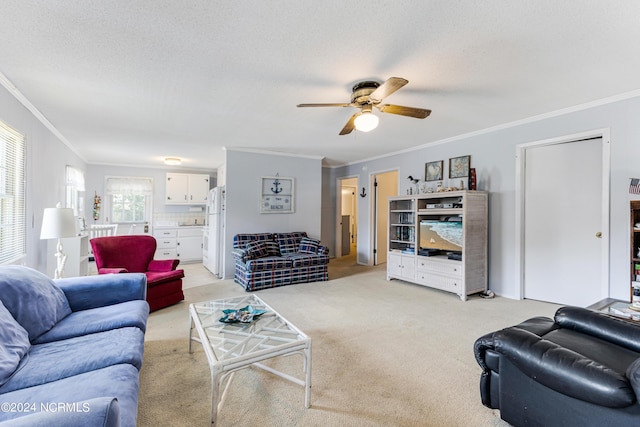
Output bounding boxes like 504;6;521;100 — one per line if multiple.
261;176;294;213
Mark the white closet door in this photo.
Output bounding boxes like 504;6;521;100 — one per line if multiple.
524;137;604;306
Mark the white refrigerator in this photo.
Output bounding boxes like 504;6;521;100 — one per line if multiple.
203;186;225;278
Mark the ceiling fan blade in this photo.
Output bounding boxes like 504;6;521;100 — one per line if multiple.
377;104;431;119
339;113;358;135
297;103;352;108
369;77;408;102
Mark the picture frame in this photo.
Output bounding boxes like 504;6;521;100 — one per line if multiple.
425;160;444;182
260;176;294;213
449;155;471;178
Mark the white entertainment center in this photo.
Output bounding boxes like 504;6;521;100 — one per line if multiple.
387;190;488;301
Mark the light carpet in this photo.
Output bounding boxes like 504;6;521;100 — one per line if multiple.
137;257;561;426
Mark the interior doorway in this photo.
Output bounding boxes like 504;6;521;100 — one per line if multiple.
336;177;358;259
516;130;610;306
372;170;398;265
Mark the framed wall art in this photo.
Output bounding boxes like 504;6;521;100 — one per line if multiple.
449;155;471;178
260;176;294;213
425;160;444;181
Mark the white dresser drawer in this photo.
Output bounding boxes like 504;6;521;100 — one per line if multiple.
155;248;178;260
154;229;177;238
416;257;462;277
156;238;177;249
416;272;460;294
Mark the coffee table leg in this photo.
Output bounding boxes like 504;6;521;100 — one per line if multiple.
188;312;194;354
304;342;312;408
211;367;220;426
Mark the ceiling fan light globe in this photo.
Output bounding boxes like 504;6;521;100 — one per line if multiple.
354;112;379;132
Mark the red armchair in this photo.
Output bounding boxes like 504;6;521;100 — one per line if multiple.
90;235;185;312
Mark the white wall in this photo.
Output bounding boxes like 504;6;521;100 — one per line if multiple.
224;149;323;278
0;84;86;273
330;94;640;301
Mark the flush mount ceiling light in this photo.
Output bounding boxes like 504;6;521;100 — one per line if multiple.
164;157;181;166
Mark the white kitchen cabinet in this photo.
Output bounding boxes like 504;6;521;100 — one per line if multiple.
154;226;203;262
387;252;416;280
165;173;210;205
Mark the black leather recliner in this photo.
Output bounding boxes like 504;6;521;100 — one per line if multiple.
474;306;640;426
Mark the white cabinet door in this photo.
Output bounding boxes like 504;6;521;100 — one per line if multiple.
178;235;203;261
388;253;403;277
166;173;189;204
387;253;415;280
401;255;415;279
166;173;210;205
188;174;210;204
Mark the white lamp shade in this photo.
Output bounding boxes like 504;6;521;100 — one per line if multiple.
40;206;77;239
354;112;379;132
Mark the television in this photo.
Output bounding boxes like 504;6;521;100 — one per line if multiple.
419;219;463;253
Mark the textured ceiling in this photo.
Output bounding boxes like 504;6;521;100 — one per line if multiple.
1;1;639;169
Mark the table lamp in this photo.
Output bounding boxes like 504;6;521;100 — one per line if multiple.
40;202;76;278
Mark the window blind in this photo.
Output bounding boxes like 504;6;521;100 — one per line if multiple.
0;120;26;264
105;176;153;195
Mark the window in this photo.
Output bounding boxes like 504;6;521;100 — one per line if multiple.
0;121;26;265
104;177;153;224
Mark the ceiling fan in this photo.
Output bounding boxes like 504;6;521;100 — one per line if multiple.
297;77;431;135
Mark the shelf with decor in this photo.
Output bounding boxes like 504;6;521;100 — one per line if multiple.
389;198;416;253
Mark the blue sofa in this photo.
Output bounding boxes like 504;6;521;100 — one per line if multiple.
0;266;149;427
232;232;329;291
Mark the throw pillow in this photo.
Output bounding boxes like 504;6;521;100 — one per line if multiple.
276;232;307;255
0;266;72;342
0;300;31;387
245;241;268;259
263;241;281;257
299;237;320;254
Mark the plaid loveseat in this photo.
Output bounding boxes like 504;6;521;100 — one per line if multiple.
232;232;329;291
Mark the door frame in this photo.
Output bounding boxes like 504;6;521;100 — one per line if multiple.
515;128;611;300
369;169;399;266
335;175;358;259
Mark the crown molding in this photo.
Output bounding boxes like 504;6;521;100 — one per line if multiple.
0;72;87;162
333;89;640;169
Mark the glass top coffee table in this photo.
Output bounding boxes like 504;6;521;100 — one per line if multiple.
605;301;640;322
189;294;311;426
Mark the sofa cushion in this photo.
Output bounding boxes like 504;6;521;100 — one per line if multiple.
0;266;72;342
285;253;330;267
32;300;149;344
145;269;184;286
0;301;31;387
245;241;269;259
0;364;140;426
0;397;120;427
246;257;293;271
0;327;145;394
299;237;320;254
276;232;307;255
